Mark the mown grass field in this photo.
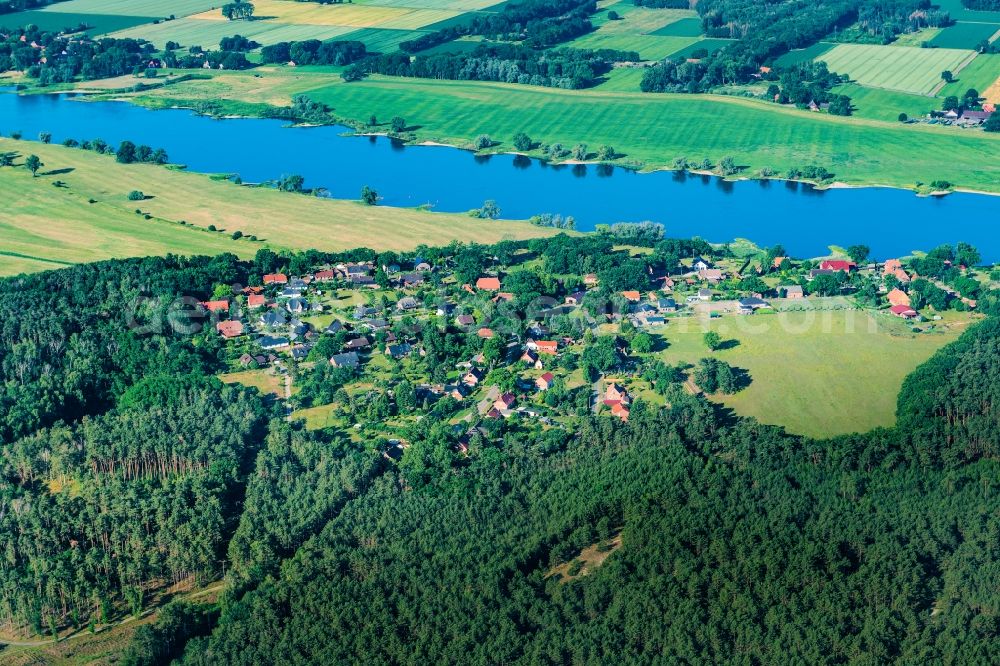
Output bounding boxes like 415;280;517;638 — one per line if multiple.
0;138;557;277
651;309;973;437
820;44;977;95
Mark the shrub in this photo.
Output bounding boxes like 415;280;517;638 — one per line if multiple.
127;190;145;201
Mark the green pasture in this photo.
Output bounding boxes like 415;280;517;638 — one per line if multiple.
570;32;697;60
775;42;834;67
832;83;937;121
935;0;1000;24
649;17;702;37
667;38;733;60
39;0;219;17
930;21;1000;49
650;309;970;437
109;18;358;49
0;10;152;34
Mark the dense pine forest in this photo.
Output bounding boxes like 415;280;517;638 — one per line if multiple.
1;239;999;663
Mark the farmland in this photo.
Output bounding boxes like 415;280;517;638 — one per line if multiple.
819;44;977;95
930;21;1000;49
567;5;701;60
0;137;558;276
650;308;972;437
95;66;1000;192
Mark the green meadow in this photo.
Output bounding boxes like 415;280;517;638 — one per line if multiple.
0;138;557;277
649;308;972;437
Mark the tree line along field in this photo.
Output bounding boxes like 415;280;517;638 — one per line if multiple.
0;138;557;277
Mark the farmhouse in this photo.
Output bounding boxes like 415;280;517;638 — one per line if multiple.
959;110;992;125
263;273;288;285
313;270;335;282
247;293;266;309
258;335;289;351
605;382;630;404
330;352;360;369
887;288;911;307
621;290;642;302
536;340;559;355
344;336;371;350
493;392;516;414
462;367;485;387
781;285;804;299
216;320;244;339
536;373;555;391
890;304;918;319
478;327;495;339
820;260;856;272
476;276;502;291
520;350;542;368
260;310;289;328
657;297;677;312
693;257;713;271
396;297;419;311
201;299;230;313
698;268;725;283
386;343;413;359
286;297;308;314
738;296;770;311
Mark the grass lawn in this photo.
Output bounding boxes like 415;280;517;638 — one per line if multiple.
0;138;557;277
219;369;284;398
819;44;977;95
649;309;973;438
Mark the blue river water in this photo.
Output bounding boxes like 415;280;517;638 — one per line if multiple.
1;90;999;260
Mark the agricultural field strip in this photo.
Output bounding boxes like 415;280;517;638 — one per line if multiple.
38;0;220;17
109;20;360;49
188;1;463;31
819;44;977;95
